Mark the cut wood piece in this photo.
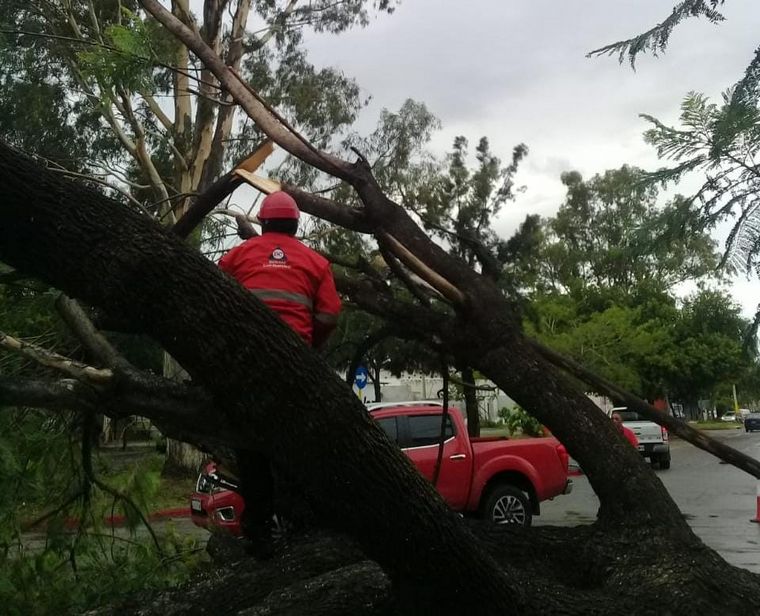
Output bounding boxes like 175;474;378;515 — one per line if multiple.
233;169;282;194
235;139;274;173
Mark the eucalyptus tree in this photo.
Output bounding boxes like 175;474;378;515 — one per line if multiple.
0;0;397;469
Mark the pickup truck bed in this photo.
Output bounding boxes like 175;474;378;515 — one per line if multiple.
610;407;671;469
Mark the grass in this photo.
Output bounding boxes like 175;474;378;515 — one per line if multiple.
96;451;195;512
22;450;194;526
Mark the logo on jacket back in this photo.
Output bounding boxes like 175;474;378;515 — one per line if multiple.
269;247;287;262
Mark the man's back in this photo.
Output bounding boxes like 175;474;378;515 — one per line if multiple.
219;231;340;346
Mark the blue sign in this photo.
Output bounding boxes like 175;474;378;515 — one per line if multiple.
354;366;369;389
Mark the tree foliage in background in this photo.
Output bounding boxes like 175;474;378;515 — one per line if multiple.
520;165;756;408
538;165;718;294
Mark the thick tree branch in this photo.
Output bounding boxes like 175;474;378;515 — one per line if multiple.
0;139;525;613
378;232;466;305
233;171;374;233
0;376;98;412
377;247;434;306
335;274;453;343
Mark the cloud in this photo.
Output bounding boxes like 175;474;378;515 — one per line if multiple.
297;0;760;304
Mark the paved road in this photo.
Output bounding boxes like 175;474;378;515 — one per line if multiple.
537;429;760;574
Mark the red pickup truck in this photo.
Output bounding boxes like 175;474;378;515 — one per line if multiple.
190;402;572;533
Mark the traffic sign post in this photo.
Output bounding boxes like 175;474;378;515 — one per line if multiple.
354;366;368;400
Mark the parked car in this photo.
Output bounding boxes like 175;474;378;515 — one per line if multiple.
721;412;739;423
191;402;573;533
191;464;246;536
609;407;671;469
745;413;760;433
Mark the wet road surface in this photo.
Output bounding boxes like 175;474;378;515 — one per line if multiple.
537;428;760;574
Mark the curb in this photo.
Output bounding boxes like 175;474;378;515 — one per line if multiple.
61;507;191;530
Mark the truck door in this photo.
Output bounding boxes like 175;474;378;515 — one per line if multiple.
402;413;473;510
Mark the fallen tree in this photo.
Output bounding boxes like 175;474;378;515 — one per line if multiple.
1;128;759;615
0;0;758;611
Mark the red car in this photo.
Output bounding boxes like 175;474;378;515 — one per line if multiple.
190;462;246;536
190;402;572;533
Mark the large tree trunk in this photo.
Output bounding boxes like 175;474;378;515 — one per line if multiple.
2;143;759;613
460;365;480;437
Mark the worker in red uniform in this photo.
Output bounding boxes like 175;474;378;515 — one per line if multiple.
611;412;639;449
219;191;341;348
218;191;341;557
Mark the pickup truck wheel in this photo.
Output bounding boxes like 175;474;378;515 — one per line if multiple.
658;455;671;470
483;485;532;527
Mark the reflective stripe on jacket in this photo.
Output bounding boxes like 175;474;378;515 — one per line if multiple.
218;232;341;346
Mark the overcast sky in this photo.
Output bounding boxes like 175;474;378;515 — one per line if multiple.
296;0;760;314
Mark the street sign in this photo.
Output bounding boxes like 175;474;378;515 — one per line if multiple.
354;366;369;390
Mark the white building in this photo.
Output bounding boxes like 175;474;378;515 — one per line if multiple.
351;369;615;423
351;370;517;423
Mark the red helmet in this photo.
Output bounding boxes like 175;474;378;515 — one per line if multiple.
257;191;300;221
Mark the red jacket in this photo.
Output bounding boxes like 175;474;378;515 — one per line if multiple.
621;426;639;449
219;232;341;347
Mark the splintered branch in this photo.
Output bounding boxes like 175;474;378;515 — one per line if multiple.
171;140;274;239
233;171;374;233
0;330;113;383
378;233;466;306
377;246;434;307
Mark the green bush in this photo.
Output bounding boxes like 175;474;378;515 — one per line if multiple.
504;406;544;437
497;407;511;423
